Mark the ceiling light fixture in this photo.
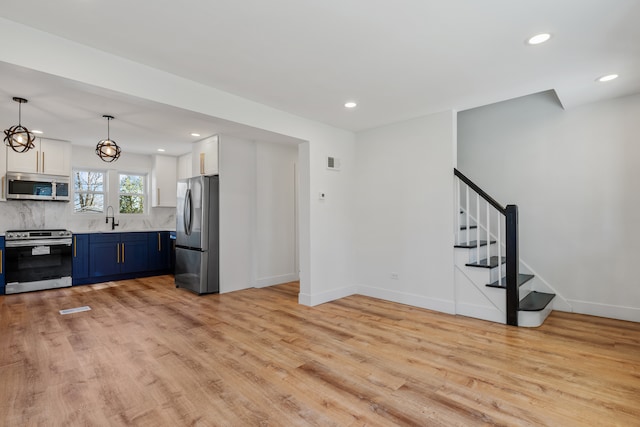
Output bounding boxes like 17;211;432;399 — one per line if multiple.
157;148;166;152
191;133;201;137
344;101;357;108
95;115;121;162
527;33;551;45
32;130;43;134
3;97;36;153
597;74;619;82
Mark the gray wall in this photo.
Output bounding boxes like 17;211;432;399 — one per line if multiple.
458;91;640;322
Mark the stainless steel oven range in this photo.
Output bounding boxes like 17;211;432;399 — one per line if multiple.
4;229;73;294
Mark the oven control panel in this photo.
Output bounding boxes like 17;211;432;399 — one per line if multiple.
6;229;73;240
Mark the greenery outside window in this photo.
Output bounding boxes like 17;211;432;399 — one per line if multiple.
73;170;105;213
119;173;145;214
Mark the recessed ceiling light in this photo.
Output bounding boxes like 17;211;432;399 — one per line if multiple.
344;102;357;109
597;74;619;82
190;133;201;137
527;33;551;45
32;130;43;134
157;148;166;152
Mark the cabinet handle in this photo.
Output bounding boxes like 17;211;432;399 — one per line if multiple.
117;243;120;264
0;249;3;274
157;188;160;205
157;232;161;252
74;236;77;257
200;153;205;175
42;152;45;172
1;176;4;199
122;243;125;263
36;151;39;173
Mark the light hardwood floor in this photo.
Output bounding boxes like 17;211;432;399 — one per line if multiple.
1;276;639;426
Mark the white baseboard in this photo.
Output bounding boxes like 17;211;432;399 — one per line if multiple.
298;285;358;307
255;273;300;288
357;285;456;315
566;299;640;323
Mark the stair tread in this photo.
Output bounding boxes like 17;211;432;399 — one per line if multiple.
465;256;505;269
459;225;478;230
454;240;496;248
519;291;555;312
486;273;534;289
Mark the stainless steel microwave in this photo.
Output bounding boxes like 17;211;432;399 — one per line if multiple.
5;172;70;201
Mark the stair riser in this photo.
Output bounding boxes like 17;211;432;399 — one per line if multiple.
518;301;554;327
464;246;501;264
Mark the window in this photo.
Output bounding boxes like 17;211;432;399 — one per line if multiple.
73;170;105;213
119;173;145;214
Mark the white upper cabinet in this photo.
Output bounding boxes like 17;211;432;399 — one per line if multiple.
192;135;219;176
6;138;71;176
177;152;192;180
151;154;177;207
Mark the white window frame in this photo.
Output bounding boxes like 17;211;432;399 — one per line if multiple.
72;169;107;214
117;172;147;215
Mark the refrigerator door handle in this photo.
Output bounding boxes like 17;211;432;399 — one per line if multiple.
184;188;192;235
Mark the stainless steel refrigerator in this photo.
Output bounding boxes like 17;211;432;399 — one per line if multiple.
175;175;219;294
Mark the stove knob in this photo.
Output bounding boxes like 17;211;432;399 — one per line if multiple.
7;233;13;238
22;233;28;238
59;231;64;236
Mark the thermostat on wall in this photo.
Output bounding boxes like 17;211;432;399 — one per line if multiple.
327;156;341;171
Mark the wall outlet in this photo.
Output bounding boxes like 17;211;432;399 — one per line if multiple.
390;272;399;280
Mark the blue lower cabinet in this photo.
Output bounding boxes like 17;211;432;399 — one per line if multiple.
147;231;171;272
88;232;149;278
0;236;5;295
89;234;121;277
72;234;90;284
120;233;149;274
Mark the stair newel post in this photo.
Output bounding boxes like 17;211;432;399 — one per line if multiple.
456;179;460;245
505;204;519;326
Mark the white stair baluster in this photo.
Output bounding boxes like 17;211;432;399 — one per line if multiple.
498;214;502;287
476;194;480;263
486;201;490;263
466;186;470;245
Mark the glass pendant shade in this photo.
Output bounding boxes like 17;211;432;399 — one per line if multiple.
3;97;36;153
96;115;121;162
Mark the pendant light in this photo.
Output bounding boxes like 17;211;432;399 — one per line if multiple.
95;115;121;162
3;97;36;153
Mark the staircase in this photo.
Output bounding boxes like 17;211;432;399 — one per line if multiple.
453;169;555;327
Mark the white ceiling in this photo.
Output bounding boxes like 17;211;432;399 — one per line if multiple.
0;62;303;156
1;0;640;154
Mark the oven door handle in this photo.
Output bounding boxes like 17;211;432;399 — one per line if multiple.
5;239;72;247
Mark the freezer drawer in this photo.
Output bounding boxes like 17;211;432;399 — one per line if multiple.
175;246;218;295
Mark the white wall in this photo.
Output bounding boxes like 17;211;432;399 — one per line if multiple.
458;91;640;322
219;135;257;293
255;141;298;287
300;132;357;305
353;111;457;313
0;18;356;306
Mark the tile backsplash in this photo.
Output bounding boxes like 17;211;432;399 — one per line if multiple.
0;201;175;233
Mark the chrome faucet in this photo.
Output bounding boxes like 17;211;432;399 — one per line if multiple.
106;205;119;230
